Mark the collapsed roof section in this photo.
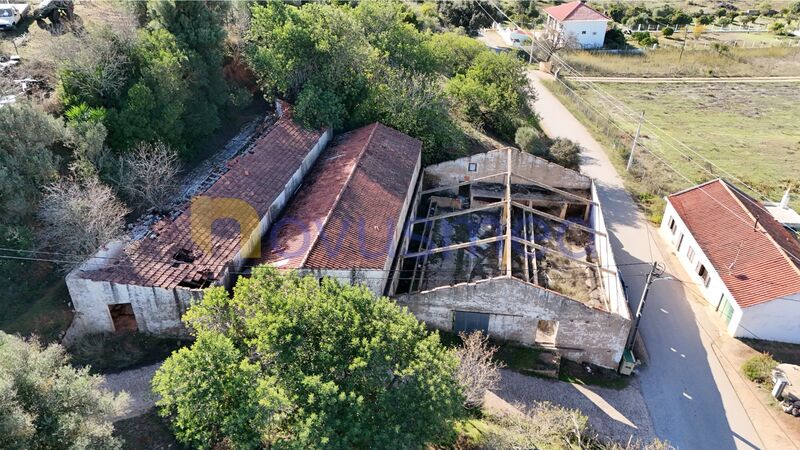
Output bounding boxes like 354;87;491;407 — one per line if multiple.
82;102;329;289
259;123;422;271
389;148;628;317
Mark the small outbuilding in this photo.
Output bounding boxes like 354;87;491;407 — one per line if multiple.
661;179;800;343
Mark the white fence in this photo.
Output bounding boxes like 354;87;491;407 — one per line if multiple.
627;23;768;34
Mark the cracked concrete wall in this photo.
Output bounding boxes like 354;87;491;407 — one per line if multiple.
422;148;591;191
395;276;630;369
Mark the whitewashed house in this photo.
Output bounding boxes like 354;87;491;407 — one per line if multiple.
660;179;800;343
544;1;610;49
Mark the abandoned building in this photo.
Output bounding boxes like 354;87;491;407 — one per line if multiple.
258;123;422;295
389;148;631;369
67;103;332;335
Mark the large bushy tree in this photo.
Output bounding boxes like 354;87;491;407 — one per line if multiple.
0;104;65;222
147;0;231;145
247;1;372;129
153;267;464;449
446;51;533;140
437;0;493;35
0;332;127;450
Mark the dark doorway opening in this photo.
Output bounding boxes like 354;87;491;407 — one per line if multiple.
109;303;138;332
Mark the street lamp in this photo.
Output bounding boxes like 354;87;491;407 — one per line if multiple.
624;262;672;352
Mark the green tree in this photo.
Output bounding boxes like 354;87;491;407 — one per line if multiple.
247;1;373;128
0;332;127;450
437;0;493;35
153;267;464;449
662;26;675;37
427;31;489;76
106;27;188;152
446;51;533;140
352;0;435;73
0;104;65;222
353;67;465;163
147;0;231;150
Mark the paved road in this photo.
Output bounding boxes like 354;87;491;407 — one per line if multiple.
528;71;766;450
563;76;800;84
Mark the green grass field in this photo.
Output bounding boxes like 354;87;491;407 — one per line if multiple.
552;80;800;211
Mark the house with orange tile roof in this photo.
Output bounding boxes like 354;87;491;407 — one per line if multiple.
661;179;800;343
544;1;610;49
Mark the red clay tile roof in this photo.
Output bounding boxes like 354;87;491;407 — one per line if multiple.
84;104;325;288
260;123;421;271
668;179;800;308
545;1;610;22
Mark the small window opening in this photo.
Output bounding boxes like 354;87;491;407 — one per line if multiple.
468;162;478;172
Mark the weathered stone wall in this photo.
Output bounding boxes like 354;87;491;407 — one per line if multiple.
66;243;202;336
395;276;630;369
422;148;591;191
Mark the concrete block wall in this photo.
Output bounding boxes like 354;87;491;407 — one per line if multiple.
395;276;631;369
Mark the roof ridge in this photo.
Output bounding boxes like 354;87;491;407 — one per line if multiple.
720;180;800;281
563;1;584;20
299;123;378;268
668;178;722;198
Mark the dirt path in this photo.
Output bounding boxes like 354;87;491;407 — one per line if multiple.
564;76;800;83
102;363;162;421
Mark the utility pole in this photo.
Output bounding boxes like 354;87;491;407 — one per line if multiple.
626;111;645;172
625;262;668;352
678;25;689;63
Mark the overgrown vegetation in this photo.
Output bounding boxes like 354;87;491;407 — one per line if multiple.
153;267;465;449
244;0;536;163
460;404;672;450
742;352;778;384
69;332;188;374
0;332;128;449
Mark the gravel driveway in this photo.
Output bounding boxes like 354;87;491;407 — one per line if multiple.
494;369;657;444
102;363;162;421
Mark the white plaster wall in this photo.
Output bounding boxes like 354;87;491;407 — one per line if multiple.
561;20;608;49
590;182;629;319
660;201;743;335
396;276;631;368
298;268;387;298
66;243;203;336
736;293;800;343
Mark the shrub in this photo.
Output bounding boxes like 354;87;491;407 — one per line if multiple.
515;126;548;157
603;27;627;49
548;138;583;170
455;331;503;408
662;26;675;37
742;353;777;384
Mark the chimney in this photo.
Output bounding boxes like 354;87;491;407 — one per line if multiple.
780;188;791;209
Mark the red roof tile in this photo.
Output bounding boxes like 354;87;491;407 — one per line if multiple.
545;1;610;22
85;104;325;288
261;123;421;270
669;179;800;308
